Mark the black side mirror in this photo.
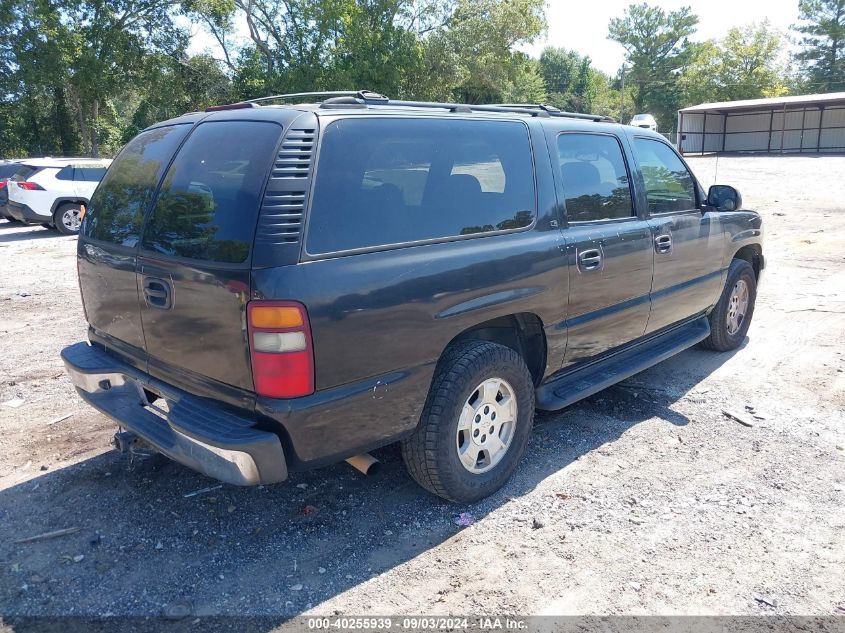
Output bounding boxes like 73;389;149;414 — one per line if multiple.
707;185;742;211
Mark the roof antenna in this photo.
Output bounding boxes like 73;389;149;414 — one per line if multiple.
713;152;719;185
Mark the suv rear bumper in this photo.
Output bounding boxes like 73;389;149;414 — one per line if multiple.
7;200;50;224
61;341;287;485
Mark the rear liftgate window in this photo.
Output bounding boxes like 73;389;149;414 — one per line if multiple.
306;118;536;254
142;121;282;264
84;124;192;246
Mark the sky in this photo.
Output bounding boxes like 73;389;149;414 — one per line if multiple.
188;0;802;76
520;0;800;74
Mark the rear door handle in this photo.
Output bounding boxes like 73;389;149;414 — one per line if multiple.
655;234;673;254
578;248;603;272
142;277;172;310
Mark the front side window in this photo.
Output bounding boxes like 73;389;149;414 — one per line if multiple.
558;133;635;222
142;121;282;264
306;118;535;254
632;138;696;214
84;124;192;246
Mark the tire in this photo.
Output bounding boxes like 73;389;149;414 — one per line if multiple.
700;258;757;352
401;341;535;503
53;202;83;235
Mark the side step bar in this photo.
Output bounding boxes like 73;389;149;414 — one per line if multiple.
535;316;710;411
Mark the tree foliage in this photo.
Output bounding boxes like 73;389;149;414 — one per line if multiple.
608;3;698;129
679;22;790;105
1;0;549;156
0;0;837;159
794;0;845;91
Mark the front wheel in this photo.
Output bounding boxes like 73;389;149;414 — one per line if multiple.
401;341;535;503
53;203;83;235
701;259;757;352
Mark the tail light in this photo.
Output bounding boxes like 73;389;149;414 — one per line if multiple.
0;180;6;189
247;301;314;398
16;181;44;190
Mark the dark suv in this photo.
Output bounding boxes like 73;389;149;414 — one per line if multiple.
62;91;764;502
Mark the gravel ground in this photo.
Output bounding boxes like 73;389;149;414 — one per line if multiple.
0;155;843;621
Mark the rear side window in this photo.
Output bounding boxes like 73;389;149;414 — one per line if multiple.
75;166;108;182
558;133;634;222
84;125;191;246
307;118;535;254
56;166;74;181
632;138;696;214
142;121;281;264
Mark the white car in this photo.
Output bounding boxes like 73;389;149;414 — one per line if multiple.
6;158;112;234
629;113;658;132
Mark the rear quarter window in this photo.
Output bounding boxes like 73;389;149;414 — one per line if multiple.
56;166;74;181
84;124;192;246
141;121;282;264
306;118;536;254
74;166;108;182
0;164;18;179
11;165;38;181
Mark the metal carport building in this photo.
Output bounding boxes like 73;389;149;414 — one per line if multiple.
678;92;845;155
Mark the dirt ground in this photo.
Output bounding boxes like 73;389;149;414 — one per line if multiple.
0;155;843;622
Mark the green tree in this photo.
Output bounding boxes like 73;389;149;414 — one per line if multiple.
680;22;789;105
501;55;547;104
440;0;546;103
794;0;845;91
62;0;189;156
211;0;546;103
587;69;627;120
125;54;236;141
608;3;699;129
539;48;592;111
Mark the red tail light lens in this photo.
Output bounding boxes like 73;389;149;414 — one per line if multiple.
247;301;314;398
0;180;6;189
16;181;44;190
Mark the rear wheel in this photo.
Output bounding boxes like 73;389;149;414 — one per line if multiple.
53;202;82;235
701;259;757;351
401;341;535;503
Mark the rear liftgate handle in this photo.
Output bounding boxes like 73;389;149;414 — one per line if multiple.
142;277;173;310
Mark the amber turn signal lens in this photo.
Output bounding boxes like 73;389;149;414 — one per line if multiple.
250;306;304;329
79;204;86;220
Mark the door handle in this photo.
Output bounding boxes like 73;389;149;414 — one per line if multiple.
578;248;603;271
654;234;673;254
142;277;172;309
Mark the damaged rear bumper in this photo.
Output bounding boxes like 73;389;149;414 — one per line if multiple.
61;341;287;486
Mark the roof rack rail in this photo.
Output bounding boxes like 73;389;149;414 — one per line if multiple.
246;90;388;105
367;99;554;117
206;90;614;122
490;103;615;122
494;103;562;113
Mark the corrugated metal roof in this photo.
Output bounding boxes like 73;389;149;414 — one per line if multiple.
679;92;845;114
